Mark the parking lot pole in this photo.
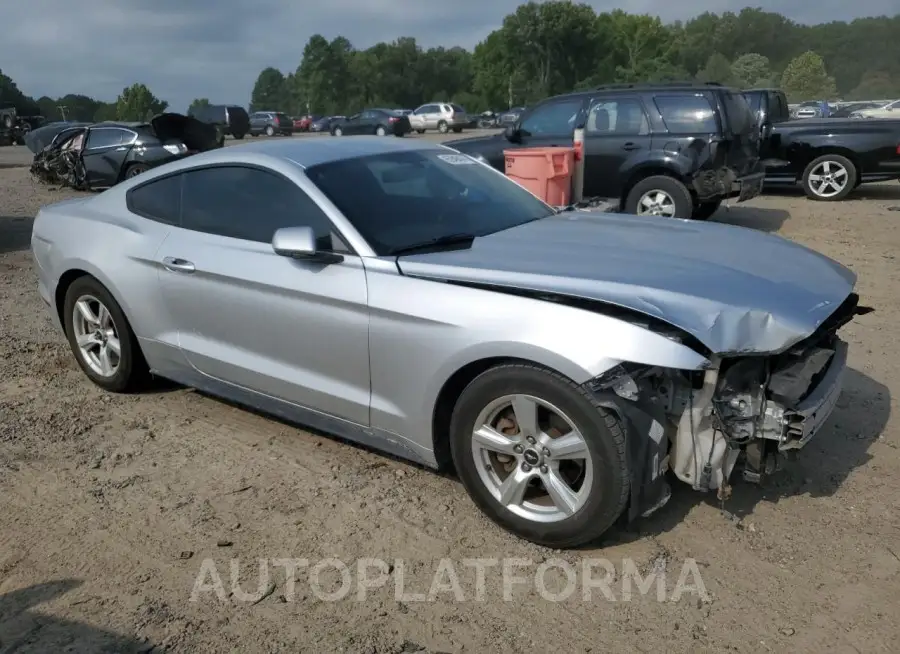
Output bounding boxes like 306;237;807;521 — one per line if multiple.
572;127;585;203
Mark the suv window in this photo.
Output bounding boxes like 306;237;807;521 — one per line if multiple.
721;92;755;134
179;166;344;249
586;99;649;135
127;174;182;226
654;95;718;133
451;104;465;113
86;128;135;149
520;98;584;137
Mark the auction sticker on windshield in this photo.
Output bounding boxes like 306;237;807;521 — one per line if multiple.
437;154;476;165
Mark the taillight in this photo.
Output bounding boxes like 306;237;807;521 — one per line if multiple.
388;116;398;123
273;116;280;125
896;144;900;155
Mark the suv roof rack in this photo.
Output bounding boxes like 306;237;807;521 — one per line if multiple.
593;81;724;90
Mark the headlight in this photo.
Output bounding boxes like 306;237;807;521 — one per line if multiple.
163;143;187;155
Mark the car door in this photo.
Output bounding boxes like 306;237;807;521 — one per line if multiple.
582;97;651;198
155;164;371;425
249;113;266;134
504;96;587;161
81;127;137;187
417;104;435;129
358;110;379;134
343;114;363;135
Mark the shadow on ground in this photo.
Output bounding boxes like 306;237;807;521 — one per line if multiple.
713;205;791;232
0;580;154;653
615;366;890;545
0;216;34;254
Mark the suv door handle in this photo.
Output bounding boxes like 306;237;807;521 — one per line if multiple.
162;257;195;273
622;142;641;151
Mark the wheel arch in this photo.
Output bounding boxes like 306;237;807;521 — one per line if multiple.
620;163;689;205
54;264;137;337
799;147;860;179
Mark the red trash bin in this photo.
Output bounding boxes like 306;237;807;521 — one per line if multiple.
504;147;575;206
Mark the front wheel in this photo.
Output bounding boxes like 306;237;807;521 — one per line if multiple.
415;129;425;134
624;175;693;219
692;199;722;220
801;154;857;201
449;363;629;548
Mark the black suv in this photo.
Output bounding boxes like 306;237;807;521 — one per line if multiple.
448;82;764;220
187;104;250;145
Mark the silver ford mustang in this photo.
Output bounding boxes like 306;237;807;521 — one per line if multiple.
31;137;870;548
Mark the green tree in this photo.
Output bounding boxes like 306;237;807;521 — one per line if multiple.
781;50;837;101
250;67;288;112
731;53;773;88
848;71;900;100
608;12;683;83
115;83;168;121
696;54;735;86
188;97;211;114
93;103;117;122
0;68;39;115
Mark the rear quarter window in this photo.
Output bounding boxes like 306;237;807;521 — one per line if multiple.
127;174;182;226
654;95;718;133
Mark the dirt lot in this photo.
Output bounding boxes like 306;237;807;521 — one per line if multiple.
1;133;899;654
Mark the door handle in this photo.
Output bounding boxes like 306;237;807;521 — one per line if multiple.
162;257;195;273
115;147;128;151
622;142;641;151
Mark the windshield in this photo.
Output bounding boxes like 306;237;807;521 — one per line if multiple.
305;149;556;255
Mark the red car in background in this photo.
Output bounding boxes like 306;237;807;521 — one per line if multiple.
293;115;322;132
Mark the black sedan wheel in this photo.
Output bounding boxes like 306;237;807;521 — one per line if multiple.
333;127;343;137
375;126;386;136
124;163;149;179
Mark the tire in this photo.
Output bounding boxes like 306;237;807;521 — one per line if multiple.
624;175;693;219
265;125;275;137
123;163;149;180
416;129;425;134
691;199;722;220
233;133;245;140
63;276;149;393
375;125;386;136
437;120;449;134
333;127;343;137
452;127;463;133
1;114;12;129
449;363;629;548
801;154;857;201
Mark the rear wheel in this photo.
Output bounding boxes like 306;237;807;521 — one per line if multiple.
624;175;693;219
333;127;343;137
416;129;425;134
63;276;149;393
801;154;857;201
123;163;149;180
375;125;386;136
437;120;449;134
692;199;722;220
449;363;629;548
452;126;463;133
233;132;245;140
265;125;275;137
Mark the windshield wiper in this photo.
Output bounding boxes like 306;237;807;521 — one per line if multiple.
389;233;476;256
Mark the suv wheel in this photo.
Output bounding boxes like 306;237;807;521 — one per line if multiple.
801;154;857;201
624;175;693;219
449;363;629;548
437;120;449;134
692;199;722;220
265;125;275;137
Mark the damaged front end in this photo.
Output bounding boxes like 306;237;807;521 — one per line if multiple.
29;127;89;190
587;293;872;520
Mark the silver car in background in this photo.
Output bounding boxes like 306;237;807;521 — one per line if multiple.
31;137;869;548
408;103;468;134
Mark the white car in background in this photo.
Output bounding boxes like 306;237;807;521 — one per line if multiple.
408;103;469;134
850;99;900;119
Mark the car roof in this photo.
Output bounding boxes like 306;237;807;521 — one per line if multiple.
164;136;445;169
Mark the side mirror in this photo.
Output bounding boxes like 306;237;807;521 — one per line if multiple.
504;124;521;142
272;226;343;264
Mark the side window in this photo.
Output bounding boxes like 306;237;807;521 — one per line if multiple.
519;99;584;137
179;166;348;251
127;175;182;226
655;95;718;133
586;99;649;136
86;128;133;149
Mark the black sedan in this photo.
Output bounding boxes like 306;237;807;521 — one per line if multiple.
27;113;218;190
310;115;344;133
331;109;411;137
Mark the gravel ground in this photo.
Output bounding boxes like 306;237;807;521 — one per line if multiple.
1;133;899;654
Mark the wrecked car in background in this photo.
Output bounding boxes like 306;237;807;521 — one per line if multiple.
27;113;218;190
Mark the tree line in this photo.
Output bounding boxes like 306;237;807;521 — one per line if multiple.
2;3;899;124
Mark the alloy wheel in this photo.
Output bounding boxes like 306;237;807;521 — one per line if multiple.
637;190;677;217
71;295;121;378
807;160;849;198
470;394;593;523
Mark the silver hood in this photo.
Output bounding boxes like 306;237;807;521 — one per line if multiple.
396;212;857;355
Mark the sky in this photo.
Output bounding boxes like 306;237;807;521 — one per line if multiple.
2;0;895;113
